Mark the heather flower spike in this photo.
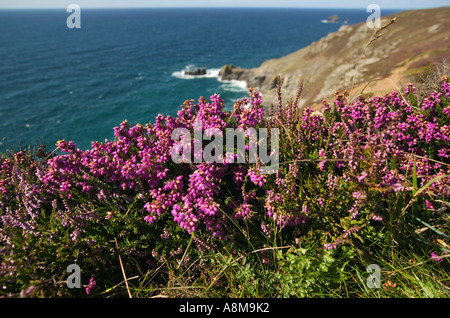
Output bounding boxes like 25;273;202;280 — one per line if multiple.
86;277;96;295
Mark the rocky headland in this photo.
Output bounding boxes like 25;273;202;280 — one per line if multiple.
219;7;450;109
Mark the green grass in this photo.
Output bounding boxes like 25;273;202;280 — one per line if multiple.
108;190;449;299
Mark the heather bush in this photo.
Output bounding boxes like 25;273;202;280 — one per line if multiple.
0;89;271;296
0;76;449;297
264;77;450;251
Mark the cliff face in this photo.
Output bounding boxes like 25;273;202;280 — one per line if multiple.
219;7;450;108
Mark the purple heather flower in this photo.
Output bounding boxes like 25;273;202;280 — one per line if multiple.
443;106;450;117
404;83;417;95
430;252;444;262
317;197;324;206
318;149;326;157
349;203;359;220
356;171;368;183
20;285;38;298
86;277;96;295
391;183;404;192
352;191;367;200
371;214;383;221
247;169;266;187
301;203;309;215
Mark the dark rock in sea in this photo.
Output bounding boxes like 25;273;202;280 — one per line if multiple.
327;15;340;23
185;68;207;76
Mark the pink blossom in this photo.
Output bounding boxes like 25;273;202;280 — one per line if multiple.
86;277;96;295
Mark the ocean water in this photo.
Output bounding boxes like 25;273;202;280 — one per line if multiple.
0;8;401;152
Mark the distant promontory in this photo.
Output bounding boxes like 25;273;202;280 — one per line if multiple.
219;7;450;108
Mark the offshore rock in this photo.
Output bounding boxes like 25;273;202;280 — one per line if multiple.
185;68;207;76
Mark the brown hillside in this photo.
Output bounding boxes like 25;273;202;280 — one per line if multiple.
219;7;450;109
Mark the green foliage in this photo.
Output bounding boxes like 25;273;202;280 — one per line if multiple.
269;245;352;297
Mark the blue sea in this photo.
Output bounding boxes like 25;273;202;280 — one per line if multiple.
0;8;401;153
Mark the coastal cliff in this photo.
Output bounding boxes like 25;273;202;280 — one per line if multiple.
219;7;450;108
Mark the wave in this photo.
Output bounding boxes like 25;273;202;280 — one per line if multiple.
218;79;248;93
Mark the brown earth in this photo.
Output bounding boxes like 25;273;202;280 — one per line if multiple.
219;7;450;110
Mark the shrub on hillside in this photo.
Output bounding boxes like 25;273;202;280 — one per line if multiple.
1;77;449;297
